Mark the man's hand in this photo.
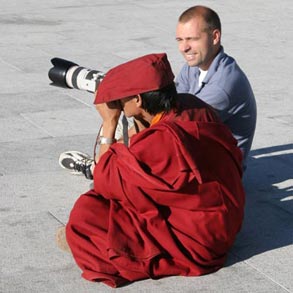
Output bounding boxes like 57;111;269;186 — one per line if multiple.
96;101;121;137
96;101;121;125
95;101;122;164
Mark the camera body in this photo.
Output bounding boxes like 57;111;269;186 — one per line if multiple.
48;58;105;93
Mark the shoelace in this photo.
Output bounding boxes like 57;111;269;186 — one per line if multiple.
74;158;93;174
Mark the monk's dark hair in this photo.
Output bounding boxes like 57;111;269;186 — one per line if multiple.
178;5;221;33
140;82;178;115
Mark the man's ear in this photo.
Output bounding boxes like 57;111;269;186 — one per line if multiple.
135;94;143;107
212;29;221;45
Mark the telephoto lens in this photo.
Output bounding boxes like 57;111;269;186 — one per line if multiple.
48;57;105;93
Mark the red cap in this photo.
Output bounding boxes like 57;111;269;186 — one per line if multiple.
94;53;174;104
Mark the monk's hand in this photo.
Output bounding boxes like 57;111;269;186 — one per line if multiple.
96;101;122;137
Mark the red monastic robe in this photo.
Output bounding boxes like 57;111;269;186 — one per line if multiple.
66;95;245;287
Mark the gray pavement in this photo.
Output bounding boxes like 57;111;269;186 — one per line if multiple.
0;0;292;292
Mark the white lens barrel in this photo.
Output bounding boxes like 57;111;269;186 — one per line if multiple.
66;66;104;93
65;65;79;88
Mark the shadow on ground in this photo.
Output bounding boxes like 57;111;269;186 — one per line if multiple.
228;143;293;264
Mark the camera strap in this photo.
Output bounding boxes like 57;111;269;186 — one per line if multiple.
122;115;129;147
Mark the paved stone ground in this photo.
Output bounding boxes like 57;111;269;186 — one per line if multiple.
0;0;292;292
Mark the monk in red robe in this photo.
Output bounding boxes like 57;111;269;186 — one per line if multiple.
60;53;245;288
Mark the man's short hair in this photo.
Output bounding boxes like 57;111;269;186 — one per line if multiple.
178;5;221;33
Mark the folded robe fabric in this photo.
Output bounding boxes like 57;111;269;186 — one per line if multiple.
66;95;245;288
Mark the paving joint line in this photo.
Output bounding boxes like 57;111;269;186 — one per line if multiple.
19;112;55;138
47;211;66;226
0;57;24;72
65;92;93;108
230;251;292;292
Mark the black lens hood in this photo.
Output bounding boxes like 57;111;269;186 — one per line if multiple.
48;58;78;88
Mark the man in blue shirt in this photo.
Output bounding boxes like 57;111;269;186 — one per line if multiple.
175;5;257;168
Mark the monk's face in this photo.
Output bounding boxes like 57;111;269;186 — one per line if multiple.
120;95;141;117
176;17;220;70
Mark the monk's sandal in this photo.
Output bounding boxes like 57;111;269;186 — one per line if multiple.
55;226;71;253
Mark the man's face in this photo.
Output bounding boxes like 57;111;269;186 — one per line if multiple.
120;96;140;118
176;17;220;70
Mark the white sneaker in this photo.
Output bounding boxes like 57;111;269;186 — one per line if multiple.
58;151;94;180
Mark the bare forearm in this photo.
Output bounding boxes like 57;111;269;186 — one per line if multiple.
95;102;121;162
96;121;117;161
